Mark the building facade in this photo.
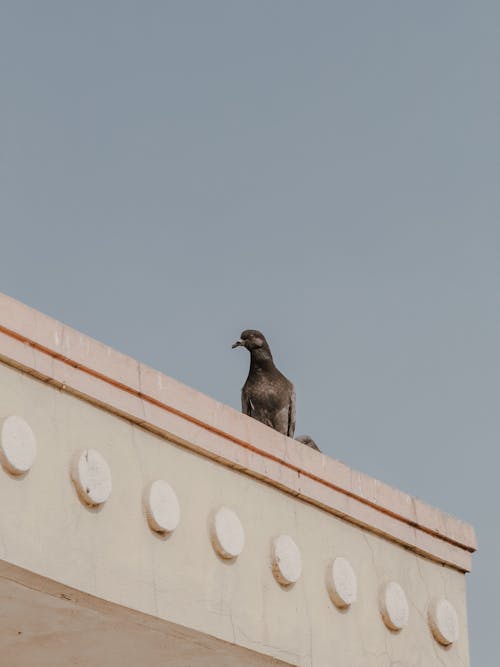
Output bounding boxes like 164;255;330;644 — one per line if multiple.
0;293;476;666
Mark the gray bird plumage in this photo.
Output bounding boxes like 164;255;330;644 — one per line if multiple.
232;330;296;437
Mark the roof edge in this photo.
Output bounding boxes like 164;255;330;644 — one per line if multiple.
0;292;477;571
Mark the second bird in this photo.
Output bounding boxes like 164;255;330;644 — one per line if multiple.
232;329;296;438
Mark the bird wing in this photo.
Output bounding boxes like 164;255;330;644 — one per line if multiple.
288;387;296;438
241;387;253;416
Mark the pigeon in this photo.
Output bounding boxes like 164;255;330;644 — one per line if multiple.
232;330;296;437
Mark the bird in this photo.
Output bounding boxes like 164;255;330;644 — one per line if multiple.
232;330;296;437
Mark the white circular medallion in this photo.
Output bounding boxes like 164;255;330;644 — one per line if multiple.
71;449;112;506
326;557;357;608
379;581;409;631
271;535;302;585
210;506;245;559
144;480;180;533
428;598;459;646
0;416;37;475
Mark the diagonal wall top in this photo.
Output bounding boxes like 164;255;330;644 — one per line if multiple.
0;292;476;571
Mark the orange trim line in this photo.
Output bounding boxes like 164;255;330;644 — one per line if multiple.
0;323;472;555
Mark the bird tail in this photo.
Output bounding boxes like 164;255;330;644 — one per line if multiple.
295;434;320;452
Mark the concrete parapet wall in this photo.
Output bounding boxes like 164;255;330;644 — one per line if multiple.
0;293;475;666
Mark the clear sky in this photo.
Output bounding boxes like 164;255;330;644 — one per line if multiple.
1;2;498;663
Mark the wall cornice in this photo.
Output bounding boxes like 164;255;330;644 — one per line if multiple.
0;293;476;572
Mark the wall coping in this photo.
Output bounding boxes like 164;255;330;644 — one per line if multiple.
0;292;476;572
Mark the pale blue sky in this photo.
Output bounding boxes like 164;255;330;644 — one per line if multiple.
1;2;499;663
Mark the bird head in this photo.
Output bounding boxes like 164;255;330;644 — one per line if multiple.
232;329;268;351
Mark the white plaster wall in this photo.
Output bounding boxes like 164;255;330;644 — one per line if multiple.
0;361;470;667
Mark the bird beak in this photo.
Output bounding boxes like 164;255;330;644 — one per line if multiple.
232;339;243;349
